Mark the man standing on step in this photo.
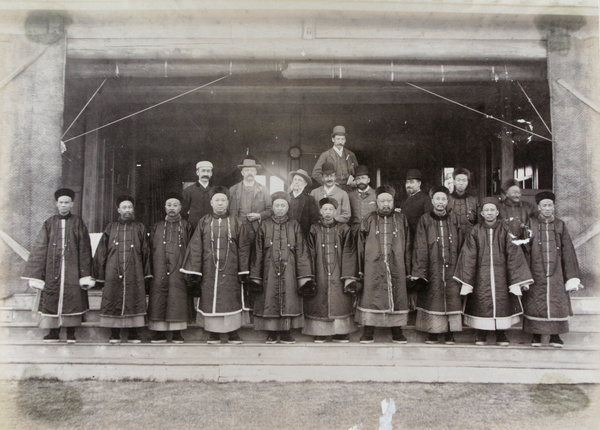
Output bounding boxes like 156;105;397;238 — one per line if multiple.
522;191;582;348
148;195;194;344
249;192;315;344
356;186;412;344
410;186;462;345
94;195;152;344
181;186;251;344
453;197;533;346
22;188;95;343
303;197;359;343
181;160;215;230
310;162;351;224
347;165;377;231
311;125;359;192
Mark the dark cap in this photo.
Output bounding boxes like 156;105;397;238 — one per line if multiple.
116;194;135;208
54;188;75;201
535;191;555;204
406;169;422;180
209;186;230;200
271;191;290;204
321;162;336;176
354;165;370;177
429;185;450;198
481;196;500;210
319;197;338;209
452;167;471;180
164;193;182;203
501;179;520;194
376;185;396;198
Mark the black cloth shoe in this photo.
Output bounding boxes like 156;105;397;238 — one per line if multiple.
549;334;564;348
66;327;76;344
313;336;327;343
171;331;184;344
279;331;296;344
332;334;350;343
391;327;407;344
43;328;60;343
445;332;456;345
151;331;167;344
495;330;509;346
475;330;488;346
128;328;142;344
207;332;221;344
109;328;121;344
425;333;438;344
265;331;278;344
359;326;375;344
227;331;243;344
531;334;542;347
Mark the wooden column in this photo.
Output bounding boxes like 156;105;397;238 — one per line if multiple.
81;106;106;233
539;15;600;289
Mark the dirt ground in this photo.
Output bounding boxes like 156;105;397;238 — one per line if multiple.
0;379;598;430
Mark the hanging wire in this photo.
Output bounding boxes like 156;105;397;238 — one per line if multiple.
61;78;107;139
517;81;552;135
62;75;230;143
404;81;552;142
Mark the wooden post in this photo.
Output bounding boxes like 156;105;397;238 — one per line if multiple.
81;106;106;233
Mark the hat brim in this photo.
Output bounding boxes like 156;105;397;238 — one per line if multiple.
288;171;312;187
237;164;261;169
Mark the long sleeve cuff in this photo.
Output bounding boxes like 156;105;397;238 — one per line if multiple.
566;278;582;291
508;284;523;296
180;268;202;276
79;276;96;289
458;282;473;296
237;271;250;275
23;278;45;290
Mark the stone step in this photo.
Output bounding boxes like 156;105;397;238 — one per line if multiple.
2;324;598;349
1;342;598;384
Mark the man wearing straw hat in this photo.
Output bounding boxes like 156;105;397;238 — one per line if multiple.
22;188;95;343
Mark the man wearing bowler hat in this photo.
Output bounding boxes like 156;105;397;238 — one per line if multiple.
312;125;359;191
399;169;433;241
229;158;273;239
182;160;215;229
22;188;95;343
287;168;320;238
347;165;377;228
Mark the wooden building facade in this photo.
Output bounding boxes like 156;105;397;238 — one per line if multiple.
0;1;598;296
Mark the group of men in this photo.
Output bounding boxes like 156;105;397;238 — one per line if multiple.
23;125;582;348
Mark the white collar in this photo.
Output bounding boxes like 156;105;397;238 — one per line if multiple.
323;185;336;194
333;146;344;157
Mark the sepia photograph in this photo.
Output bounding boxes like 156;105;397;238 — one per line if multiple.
0;1;598;428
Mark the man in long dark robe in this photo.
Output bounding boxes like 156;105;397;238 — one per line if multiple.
356;185;412;344
411;186;462;345
287;168;319;238
499;179;537;242
22;188;95;343
447;167;479;250
522;191;582;348
180;186;251;344
181;160;215;229
249;192;315;344
94;195;152;343
148;196;194;343
454;197;533;346
303;197;358;343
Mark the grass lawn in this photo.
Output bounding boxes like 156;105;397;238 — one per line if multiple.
0;379;598;430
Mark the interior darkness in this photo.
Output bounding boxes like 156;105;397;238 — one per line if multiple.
62;68;552;231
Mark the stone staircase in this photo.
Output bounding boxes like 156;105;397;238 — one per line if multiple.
1;292;598;384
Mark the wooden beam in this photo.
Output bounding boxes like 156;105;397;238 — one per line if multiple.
67;38;547;61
